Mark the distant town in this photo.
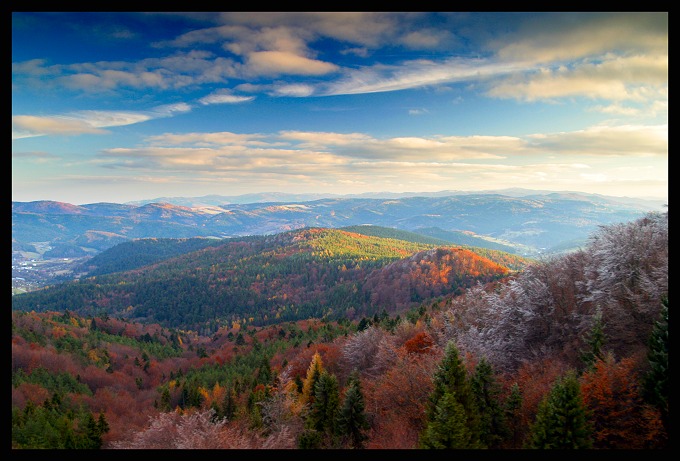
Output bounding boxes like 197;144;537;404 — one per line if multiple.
12;243;90;295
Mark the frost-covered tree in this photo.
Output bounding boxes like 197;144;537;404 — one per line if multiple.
340;326;385;379
583;211;668;355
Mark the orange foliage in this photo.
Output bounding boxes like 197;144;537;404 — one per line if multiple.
403;331;434;355
512;356;571;441
580;354;667;448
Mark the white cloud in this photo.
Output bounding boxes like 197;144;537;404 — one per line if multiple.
198;92;255;105
246;51;338;76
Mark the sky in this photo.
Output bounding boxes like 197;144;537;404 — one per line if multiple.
12;12;668;205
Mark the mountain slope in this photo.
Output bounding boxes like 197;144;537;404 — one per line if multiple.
12;228;527;331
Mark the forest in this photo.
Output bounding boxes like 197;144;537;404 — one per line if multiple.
11;211;668;449
12;228;528;333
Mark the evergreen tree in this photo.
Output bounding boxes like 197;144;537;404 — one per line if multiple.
222;385;237;420
301;352;324;406
336;371;370;449
308;371;340;435
525;370;593;449
643;297;669;433
580;308;606;370
504;382;523;448
471;357;509;448
419;391;472;449
421;341;482;448
257;355;272;385
159;387;172;412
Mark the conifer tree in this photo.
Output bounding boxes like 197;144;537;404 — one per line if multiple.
421;341;482;448
301;352;324;406
308;371;340;435
471;357;509;448
419;391;471;449
525;370;593;449
580;308;606;370
336;371;370;449
643;297;668;433
504;382;523;448
221;385;237;420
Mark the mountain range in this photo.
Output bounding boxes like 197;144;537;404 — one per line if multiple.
12;190;665;258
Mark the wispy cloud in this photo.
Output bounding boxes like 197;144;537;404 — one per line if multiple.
12;104;192;139
94;124;665;178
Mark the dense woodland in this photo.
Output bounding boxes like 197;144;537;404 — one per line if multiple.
12;228;528;333
11;211;668;449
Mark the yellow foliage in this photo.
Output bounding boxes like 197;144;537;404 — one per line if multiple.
70;317;80;327
300;352;324;406
88;349;100;363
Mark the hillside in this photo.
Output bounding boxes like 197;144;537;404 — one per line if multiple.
11;211;668;449
12;228;526;332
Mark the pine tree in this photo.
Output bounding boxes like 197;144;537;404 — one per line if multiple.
525;370;593;449
580;308;606;370
421;341;482;448
643;297;668;433
308;371;340;435
222;385;237;420
159;387;172;412
419;391;471;449
504;382;523;448
301;351;324;406
471;357;509;448
336;371;370;449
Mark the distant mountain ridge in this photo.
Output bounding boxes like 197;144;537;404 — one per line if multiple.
12;190;665;257
123;188;667;209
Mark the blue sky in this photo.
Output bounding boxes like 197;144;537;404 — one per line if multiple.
12;12;668;204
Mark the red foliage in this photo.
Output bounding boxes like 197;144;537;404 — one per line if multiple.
580;354;667;448
510;356;571;442
12;382;50;408
403;331;435;355
364;349;439;448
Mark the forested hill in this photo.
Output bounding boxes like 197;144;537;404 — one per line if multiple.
11;228;529;333
11;211;668;449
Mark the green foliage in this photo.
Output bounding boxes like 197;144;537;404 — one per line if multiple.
422;341;483;448
340;225;450;246
504;383;523;448
471;357;510;448
336;371;370;449
580;308;607;370
420;391;473;449
643;297;669;428
12;398;109;449
85;237;225;276
308;371;340;435
525;370;593;449
12;367;92;397
298;428;323;449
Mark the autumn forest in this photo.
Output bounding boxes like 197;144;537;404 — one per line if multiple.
11;212;668;449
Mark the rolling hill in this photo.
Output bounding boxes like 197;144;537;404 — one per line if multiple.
11;228;529;332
